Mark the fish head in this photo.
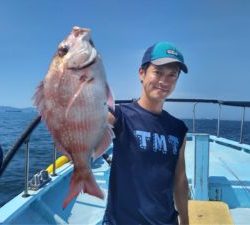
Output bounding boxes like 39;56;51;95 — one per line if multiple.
57;26;97;70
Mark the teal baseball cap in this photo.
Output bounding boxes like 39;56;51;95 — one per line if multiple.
141;42;188;73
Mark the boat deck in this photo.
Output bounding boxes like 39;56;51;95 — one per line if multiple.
0;155;110;225
1;134;250;224
185;134;250;224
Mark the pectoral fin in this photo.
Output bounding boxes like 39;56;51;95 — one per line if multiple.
92;124;115;161
33;81;45;115
105;83;115;111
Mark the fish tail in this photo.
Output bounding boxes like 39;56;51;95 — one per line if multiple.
62;169;104;209
84;172;104;199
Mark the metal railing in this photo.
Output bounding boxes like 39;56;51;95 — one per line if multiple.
0;98;249;197
164;98;249;143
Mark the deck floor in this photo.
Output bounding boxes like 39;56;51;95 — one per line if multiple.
185;137;250;224
1;137;250;225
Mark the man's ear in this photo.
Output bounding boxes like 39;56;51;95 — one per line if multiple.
139;68;145;83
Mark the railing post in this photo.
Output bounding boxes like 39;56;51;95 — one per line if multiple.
240;107;246;143
217;104;222;137
51;143;57;176
193;103;198;133
0;115;41;176
193;134;209;200
22;137;30;197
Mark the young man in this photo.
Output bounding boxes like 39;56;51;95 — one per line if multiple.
103;42;189;225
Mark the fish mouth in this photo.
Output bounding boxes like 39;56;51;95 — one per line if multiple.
67;42;98;71
68;57;97;71
81;57;96;69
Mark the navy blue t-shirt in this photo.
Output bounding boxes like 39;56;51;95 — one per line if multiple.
103;102;188;225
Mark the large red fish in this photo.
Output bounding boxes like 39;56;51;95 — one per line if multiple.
33;26;114;208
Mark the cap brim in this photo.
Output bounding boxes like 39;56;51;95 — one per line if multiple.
151;58;188;73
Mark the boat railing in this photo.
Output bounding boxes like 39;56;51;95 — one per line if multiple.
164;98;249;143
0;98;249;198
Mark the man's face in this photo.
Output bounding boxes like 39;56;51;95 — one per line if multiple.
139;63;180;102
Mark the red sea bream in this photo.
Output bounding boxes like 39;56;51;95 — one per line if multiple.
33;26;114;208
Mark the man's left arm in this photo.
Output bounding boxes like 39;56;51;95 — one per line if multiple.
174;138;189;225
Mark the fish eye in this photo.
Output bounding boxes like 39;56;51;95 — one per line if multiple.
58;45;69;57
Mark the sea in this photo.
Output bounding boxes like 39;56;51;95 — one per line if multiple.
0;111;250;207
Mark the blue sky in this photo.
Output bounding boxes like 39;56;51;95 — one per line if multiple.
0;0;249;120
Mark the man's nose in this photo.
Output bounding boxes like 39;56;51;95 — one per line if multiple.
160;74;176;83
159;75;170;84
158;80;168;88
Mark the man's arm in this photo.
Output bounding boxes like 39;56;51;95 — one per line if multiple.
174;138;189;225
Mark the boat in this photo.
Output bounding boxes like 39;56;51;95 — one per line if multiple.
0;99;250;225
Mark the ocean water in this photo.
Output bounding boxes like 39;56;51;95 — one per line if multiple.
0;111;54;207
0;111;250;207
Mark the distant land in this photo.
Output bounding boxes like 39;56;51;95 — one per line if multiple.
0;105;248;122
0;106;36;113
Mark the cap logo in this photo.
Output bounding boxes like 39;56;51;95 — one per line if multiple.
166;49;178;56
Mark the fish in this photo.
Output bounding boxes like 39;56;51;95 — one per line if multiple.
33;26;114;208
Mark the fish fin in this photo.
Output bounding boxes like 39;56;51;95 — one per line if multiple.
92;124;115;161
63;170;82;209
105;82;115;111
84;172;104;199
63;169;104;209
33;81;46;117
65;76;93;119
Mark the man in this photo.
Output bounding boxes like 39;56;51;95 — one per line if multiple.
103;42;189;225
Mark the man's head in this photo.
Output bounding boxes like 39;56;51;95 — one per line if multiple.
140;41;188;74
138;42;188;105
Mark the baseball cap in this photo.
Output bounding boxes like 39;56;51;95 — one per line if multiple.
141;42;188;73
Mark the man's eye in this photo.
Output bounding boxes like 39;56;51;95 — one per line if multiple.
154;71;162;75
170;73;177;77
